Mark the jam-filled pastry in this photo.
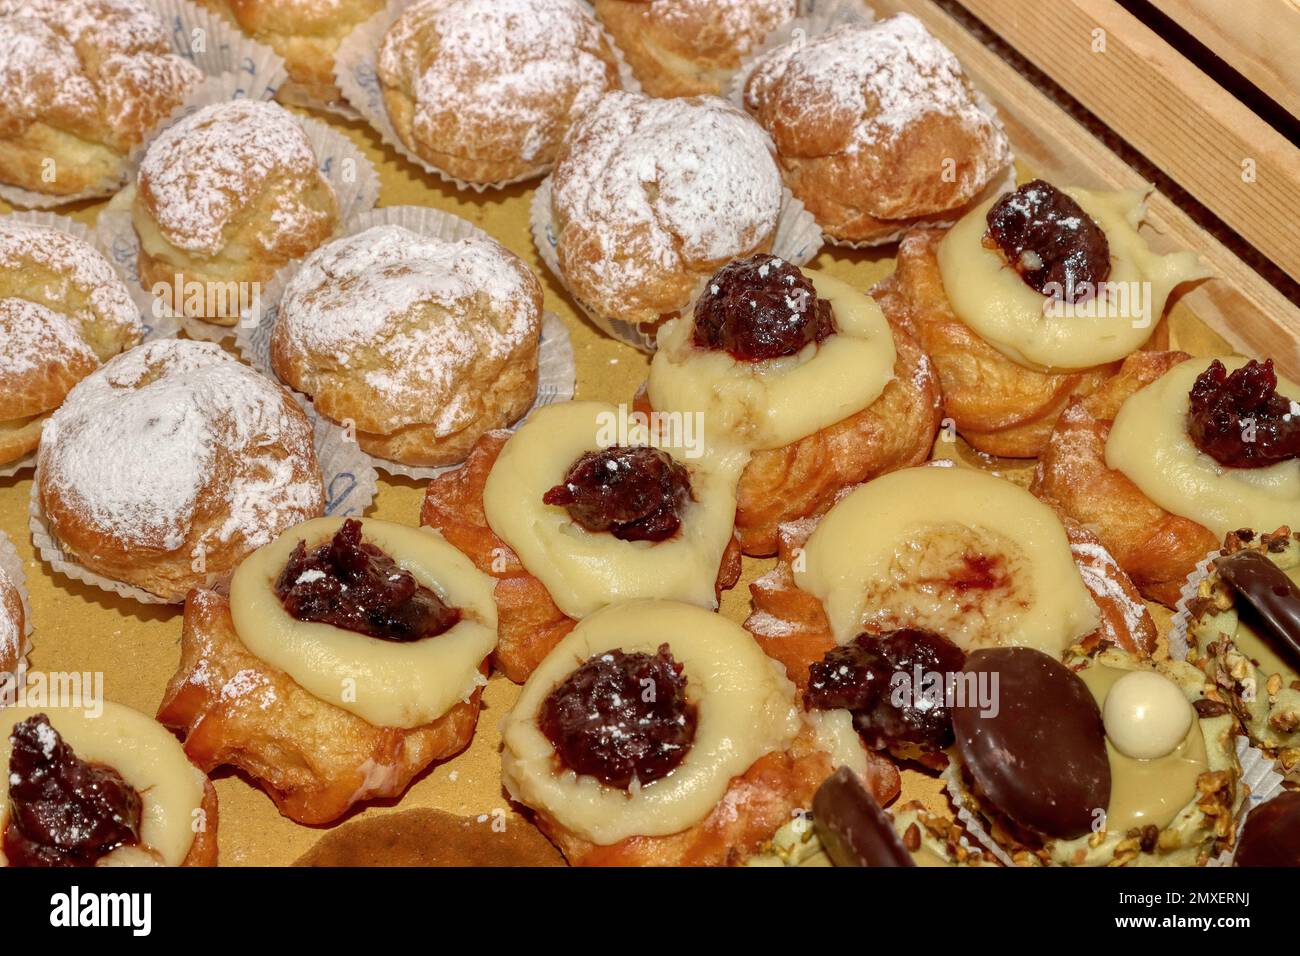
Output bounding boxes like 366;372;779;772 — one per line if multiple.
0;559;28;677
0;0;202;197
133;99;340;326
421;401;744;682
549;90;783;333
1235;791;1300;866
1033;356;1300;605
746;464;1158;768
880;180;1208;457
1184;529;1300;779
197;0;384;105
500;599;900;866
158;517;498;824
36;340;324;602
377;0;622;186
271;224;544;468
1;705;219;867
742;14;1012;246
948;645;1241;866
0;221;143;469
641;255;941;555
593;0;795;97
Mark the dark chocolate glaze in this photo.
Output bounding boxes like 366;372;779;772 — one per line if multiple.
1214;549;1300;671
1235;791;1300;867
812;766;915;867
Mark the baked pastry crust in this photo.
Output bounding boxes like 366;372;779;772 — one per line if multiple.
200;0;384;105
746;492;1157;691
0;0;202;196
159;588;483;825
593;0;795;98
742;14;1010;245
377;0;621;185
271;224;543;467
551;90;782;327
133;99;339;326
37;340;325;602
0;564;25;676
882;228;1140;458
1030;351;1220;607
420;430;743;682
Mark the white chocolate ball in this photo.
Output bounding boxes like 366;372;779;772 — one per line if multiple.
1102;670;1193;760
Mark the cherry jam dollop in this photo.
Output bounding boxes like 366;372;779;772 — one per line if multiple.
1187;358;1300;468
275;519;460;642
984;180;1110;301
804;629;966;758
538;645;696;789
692;254;834;361
543;446;691;543
3;714;143;867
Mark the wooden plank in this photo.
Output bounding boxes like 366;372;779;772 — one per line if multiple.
1147;0;1300;119
947;0;1300;285
869;0;1300;379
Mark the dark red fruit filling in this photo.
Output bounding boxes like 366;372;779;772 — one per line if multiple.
543;446;691;543
1187;358;1300;468
984;180;1110;301
692;254;834;361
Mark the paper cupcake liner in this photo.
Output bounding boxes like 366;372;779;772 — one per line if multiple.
531;178;822;352
334;0;640;192
1168;547;1224;662
727;0;1017;250
27;391;377;607
233;204;577;481
939;759;1018;868
1208;738;1287;867
0;528;34;674
0;454;35;480
0;0;286;210
94;81;381;344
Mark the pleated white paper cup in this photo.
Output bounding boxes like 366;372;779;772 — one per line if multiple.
233;204;577;481
0;528;33;674
0;0;287;209
530;177;823;352
1168;547;1224;662
334;0;639;192
94;78;381;344
1208;738;1287;867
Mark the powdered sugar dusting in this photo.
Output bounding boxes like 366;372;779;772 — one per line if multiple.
0;0;200;148
276;224;541;433
0;565;18;666
1071;539;1150;642
0;299;96;378
39;340;322;557
655;0;795;57
379;0;618;165
746;13;1001;156
138;99;335;255
553;90;782;295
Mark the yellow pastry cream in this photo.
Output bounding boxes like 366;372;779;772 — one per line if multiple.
936;184;1207;371
0;703;208;867
795;465;1099;654
1105;357;1300;539
501;600;802;845
231;516;499;729
647;267;896;453
483;401;745;619
1187;531;1300;776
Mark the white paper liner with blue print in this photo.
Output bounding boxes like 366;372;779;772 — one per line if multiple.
233;204;578;481
0;528;33;674
0;0;287;210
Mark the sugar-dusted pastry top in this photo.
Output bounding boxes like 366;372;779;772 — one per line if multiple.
273;224;542;436
39;339;323;556
797;464;1100;653
648;268;896;452
378;0;620;173
0;704;207;867
551;90;781;316
501;599;802;844
136;99;334;256
0;0;201;151
937;186;1208;371
648;0;793;59
1106;357;1300;538
482;401;744;619
0;562;23;674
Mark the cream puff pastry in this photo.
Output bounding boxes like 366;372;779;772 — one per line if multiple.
0;559;27;677
641;254;941;555
158;516;498;824
882;180;1207;457
2;704;218;867
501;599;900;866
37;340;324;602
271;224;543;468
1033;355;1300;605
421;401;745;682
0;220;143;468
